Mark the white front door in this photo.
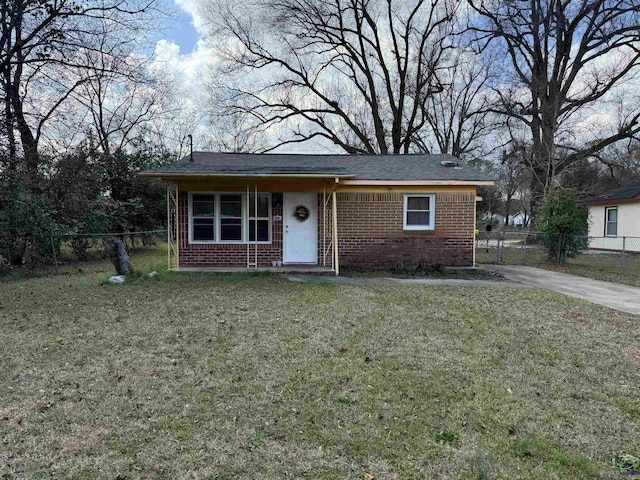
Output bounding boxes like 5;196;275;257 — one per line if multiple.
283;192;318;264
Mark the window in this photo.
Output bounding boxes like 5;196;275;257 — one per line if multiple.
192;194;215;241
188;192;271;243
220;194;243;241
404;194;435;230
605;207;618;237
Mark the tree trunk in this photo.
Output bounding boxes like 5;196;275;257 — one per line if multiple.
110;239;131;275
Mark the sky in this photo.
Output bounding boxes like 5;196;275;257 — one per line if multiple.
162;0;203;54
150;0;639;156
164;9;199;54
150;1;336;154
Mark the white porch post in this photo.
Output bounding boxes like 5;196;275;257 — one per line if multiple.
166;184;179;271
167;185;170;270
332;188;339;275
246;184;250;270
254;183;258;271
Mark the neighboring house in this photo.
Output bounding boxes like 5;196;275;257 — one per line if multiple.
481;212;527;229
140;152;494;273
509;211;528;228
587;180;640;253
483;213;505;228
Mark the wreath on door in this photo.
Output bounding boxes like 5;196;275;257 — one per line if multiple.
294;205;310;222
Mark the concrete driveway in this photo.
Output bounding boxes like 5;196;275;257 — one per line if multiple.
482;265;640;316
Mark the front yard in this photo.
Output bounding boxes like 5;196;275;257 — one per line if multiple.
1;252;639;479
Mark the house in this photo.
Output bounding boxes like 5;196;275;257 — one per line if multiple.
509;211;529;228
139;152;494;273
586;180;640;253
482;213;506;228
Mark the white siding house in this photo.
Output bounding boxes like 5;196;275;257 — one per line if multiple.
587;180;640;253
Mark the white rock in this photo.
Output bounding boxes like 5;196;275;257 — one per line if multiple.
108;275;127;284
147;271;158;278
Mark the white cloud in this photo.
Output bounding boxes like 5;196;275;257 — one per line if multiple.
150;38;214;106
174;0;209;34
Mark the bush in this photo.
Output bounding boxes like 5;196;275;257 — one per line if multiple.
0;186;67;267
535;188;588;263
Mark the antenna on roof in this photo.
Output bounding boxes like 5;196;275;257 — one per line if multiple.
187;134;193;162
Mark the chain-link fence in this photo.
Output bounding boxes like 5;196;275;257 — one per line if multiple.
1;230;167;276
476;230;640;283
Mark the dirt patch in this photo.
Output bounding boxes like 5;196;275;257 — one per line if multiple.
564;310;592;326
0;402;35;422
622;347;640;367
606;310;629;327
58;426;108;455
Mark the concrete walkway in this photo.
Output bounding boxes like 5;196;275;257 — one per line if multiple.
480;265;640;316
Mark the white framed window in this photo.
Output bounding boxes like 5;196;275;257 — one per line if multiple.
605;206;618;237
219;194;243;242
404;194;435;230
191;194;216;241
188;192;272;244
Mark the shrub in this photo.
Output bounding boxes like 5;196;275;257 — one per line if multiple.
535;188;588;263
0;186;67;268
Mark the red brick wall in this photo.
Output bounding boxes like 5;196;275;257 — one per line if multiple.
320;192;475;266
178;190;475;268
178;192;283;268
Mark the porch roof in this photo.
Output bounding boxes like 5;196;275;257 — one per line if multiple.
140;152;494;183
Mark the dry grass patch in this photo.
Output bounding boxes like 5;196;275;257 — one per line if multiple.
622;347;640;367
1;255;639;479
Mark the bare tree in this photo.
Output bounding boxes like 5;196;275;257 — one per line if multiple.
413;50;497;158
468;0;640;207
499;144;533;225
0;0;159;186
71;48;166;157
594;139;640;184
206;0;463;154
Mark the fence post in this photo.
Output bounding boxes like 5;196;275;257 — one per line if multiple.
523;233;527;265
622;236;627;272
50;233;59;275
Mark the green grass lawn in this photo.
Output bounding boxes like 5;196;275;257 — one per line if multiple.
1;247;640;479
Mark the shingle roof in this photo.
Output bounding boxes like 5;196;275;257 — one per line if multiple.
141;152;494;182
587;180;640;203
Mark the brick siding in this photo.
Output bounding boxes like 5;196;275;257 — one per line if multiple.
320;192;475;267
178;190;475;267
178;192;283;268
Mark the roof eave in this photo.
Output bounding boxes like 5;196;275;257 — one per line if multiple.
138;172;494;185
340;179;494;186
587;196;640;206
138;172;356;180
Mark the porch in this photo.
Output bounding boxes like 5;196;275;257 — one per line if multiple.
166;179;342;275
174;264;335;274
